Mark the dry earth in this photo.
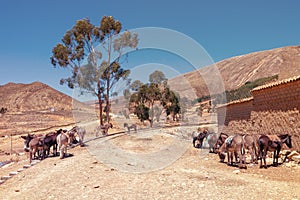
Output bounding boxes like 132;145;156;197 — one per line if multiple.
0;126;300;200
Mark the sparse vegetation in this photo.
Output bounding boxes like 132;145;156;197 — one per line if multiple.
194;75;279;105
129;71;181;126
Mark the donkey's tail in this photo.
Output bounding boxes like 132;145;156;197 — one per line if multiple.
241;136;245;156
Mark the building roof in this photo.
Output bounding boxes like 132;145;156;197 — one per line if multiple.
216;97;253;108
252;74;300;92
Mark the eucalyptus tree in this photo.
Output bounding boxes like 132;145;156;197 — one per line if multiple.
161;86;181;121
51;16;138;125
149;70;167;84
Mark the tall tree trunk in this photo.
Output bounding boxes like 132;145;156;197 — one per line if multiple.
98;95;103;126
105;35;112;123
97;81;104;126
150;102;154;127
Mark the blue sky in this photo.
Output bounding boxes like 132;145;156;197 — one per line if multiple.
1;0;300;99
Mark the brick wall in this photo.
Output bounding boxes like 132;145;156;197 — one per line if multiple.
217;77;300;151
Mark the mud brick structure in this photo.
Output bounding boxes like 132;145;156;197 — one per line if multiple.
217;75;300;151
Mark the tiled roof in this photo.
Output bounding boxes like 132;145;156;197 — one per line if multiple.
252;75;300;92
216;97;253;108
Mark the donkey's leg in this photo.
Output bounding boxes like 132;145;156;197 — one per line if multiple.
227;152;231;166
249;147;254;163
263;149;267;168
60;144;65;159
272;150;277;166
29;150;33;164
274;148;280;166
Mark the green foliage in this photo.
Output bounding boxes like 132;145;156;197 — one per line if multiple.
134;104;150;122
195;75;279;105
129;70;181;125
149;70;167;84
50;16;138;125
130;80;143;92
161;87;181;121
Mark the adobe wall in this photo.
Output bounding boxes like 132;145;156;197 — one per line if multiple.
217;98;253;126
217;78;300;151
252;80;300;112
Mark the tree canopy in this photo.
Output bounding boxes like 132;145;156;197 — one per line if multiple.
129;70;181;126
51;16;138;125
149;70;167;84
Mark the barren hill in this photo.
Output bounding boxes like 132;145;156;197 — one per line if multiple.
169;46;300;99
0;82;95;136
0;82;73;113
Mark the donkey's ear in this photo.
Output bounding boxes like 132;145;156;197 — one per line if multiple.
20;136;26;139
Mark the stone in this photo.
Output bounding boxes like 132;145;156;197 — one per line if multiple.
290;155;300;163
17;168;24;172
9;172;18;176
1;176;11;180
287;151;300;158
232;170;241;174
23;165;31;168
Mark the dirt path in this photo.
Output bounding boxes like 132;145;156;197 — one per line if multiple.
0;129;300;200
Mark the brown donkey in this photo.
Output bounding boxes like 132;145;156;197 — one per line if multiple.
218;134;246;169
258;134;292;168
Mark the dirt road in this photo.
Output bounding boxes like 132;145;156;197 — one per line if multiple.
0;128;300;200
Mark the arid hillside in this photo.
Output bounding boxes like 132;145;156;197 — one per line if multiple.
0;82;72;112
169;46;300;98
0;82;95;136
1;46;300;135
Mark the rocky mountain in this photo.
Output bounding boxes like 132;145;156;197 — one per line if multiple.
168;46;300;99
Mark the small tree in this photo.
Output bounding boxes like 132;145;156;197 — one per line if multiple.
161;86;181;121
129;70;183;125
133;83;161;127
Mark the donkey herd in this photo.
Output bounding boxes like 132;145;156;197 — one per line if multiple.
20;122;293;169
193;128;293;169
21;126;87;163
20;122;133;164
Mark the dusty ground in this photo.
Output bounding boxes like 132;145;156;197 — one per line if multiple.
0;125;300;200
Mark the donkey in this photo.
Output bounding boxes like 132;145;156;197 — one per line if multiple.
57;130;72;159
21;134;46;163
258;134;292;168
95;123;113;136
218;134;246;169
124;123;137;133
205;133;219;153
193;130;219;153
213;132;229;152
69;126;86;146
243;134;259;164
192;130;208;148
43;129;63;157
